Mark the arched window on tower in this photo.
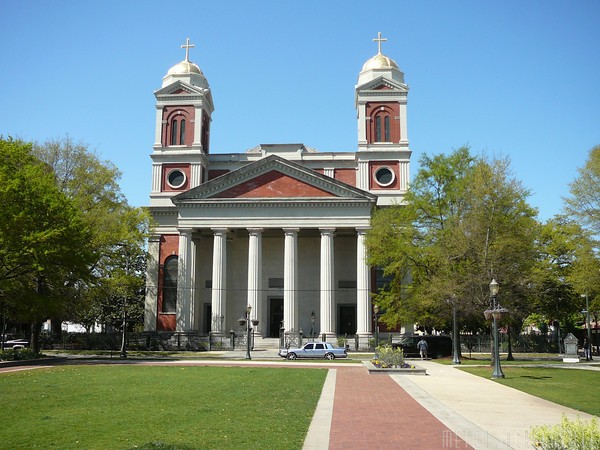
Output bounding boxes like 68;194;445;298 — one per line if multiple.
179;119;186;145
162;255;178;313
373;113;391;143
171;120;178;146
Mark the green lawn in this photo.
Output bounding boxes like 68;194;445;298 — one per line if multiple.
460;366;600;416
0;365;327;449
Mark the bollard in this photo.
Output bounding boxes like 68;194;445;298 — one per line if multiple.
230;330;235;350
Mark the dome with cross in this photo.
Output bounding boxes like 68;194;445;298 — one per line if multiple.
161;38;209;89
361;32;399;72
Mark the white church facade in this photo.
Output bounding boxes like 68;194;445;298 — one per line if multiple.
144;35;411;349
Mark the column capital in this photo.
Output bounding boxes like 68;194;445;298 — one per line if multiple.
247;228;264;235
211;228;229;236
283;228;300;235
178;227;194;235
356;227;371;235
319;227;336;234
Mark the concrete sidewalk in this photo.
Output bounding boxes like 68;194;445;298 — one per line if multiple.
392;361;597;450
303;360;598;450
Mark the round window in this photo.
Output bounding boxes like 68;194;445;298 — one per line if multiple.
167;169;186;189
374;167;395;187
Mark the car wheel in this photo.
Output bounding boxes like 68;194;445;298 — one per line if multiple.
324;353;335;360
287;353;297;360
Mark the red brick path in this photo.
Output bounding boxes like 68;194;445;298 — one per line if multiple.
329;367;473;449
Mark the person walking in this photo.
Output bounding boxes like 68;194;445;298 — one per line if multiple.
417;338;428;360
583;338;591;361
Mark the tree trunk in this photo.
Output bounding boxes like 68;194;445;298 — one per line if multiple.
30;321;42;354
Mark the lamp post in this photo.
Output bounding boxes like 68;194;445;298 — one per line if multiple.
484;279;508;379
373;304;380;348
582;293;593;361
310;311;316;341
238;305;256;360
449;296;461;365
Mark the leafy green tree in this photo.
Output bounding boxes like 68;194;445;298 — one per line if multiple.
31;137;150;333
0;137;93;352
366;147;539;335
564;145;600;236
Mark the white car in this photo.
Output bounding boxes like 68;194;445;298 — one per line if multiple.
278;342;348;360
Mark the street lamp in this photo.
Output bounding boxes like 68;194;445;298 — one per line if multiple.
310;311;316;341
373;304;380;348
484;279;508;379
238;305;257;360
581;293;593;361
448;296;461;365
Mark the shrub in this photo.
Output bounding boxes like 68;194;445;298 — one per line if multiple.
375;344;405;368
0;348;40;361
530;416;600;450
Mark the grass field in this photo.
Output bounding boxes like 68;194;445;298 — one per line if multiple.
0;365;327;449
460;366;600;416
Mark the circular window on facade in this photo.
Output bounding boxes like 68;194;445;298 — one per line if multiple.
374;166;395;187
167;169;186;189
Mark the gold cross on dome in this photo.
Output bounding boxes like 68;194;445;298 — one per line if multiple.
373;32;387;54
181;37;195;61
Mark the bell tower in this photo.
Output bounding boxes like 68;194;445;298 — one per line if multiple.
150;38;214;207
355;32;411;204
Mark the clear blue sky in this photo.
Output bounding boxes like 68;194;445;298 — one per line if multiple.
1;1;598;221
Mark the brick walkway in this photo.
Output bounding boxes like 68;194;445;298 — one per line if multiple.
329;367;472;449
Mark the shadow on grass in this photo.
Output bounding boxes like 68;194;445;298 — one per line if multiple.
519;375;553;380
130;442;195;450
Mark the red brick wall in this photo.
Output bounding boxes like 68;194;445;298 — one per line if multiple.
215;170;335;198
157;234;179;331
335;168;357;187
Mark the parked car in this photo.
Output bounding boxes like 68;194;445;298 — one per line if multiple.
391;335;452;359
279;342;348;360
1;339;29;350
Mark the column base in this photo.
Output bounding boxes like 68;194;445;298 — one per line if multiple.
356;333;374;351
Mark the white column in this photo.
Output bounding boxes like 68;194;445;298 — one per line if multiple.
356;228;371;348
176;229;194;331
193;106;203;146
319;228;336;338
211;228;228;335
283;228;299;332
247;228;263;336
358;160;370;191
144;235;160;331
154;106;163;146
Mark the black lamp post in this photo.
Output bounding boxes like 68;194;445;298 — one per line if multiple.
373;304;380;348
119;300;127;359
449;296;461;365
310;311;316;341
484;279;508;379
238;305;255;360
582;293;593;361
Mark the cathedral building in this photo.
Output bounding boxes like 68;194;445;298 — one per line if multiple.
144;34;411;349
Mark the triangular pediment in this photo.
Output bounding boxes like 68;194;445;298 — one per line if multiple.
155;80;206;97
356;75;408;93
173;155;376;204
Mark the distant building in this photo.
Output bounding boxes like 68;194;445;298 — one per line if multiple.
144;35;411;349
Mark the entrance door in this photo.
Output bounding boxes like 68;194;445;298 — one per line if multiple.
338;305;356;335
202;304;212;334
269;298;284;338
